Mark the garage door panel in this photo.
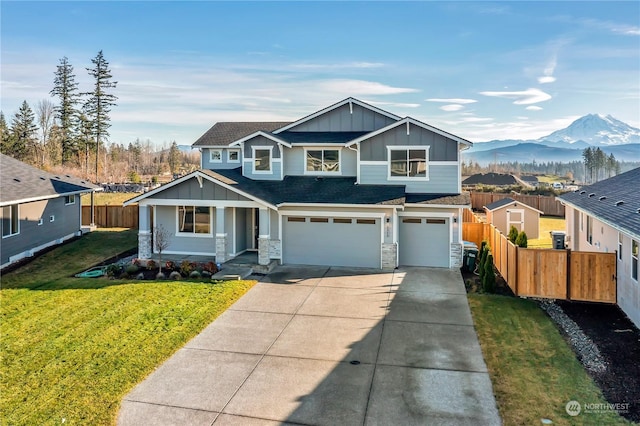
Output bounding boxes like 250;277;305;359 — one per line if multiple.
283;217;381;268
399;217;450;267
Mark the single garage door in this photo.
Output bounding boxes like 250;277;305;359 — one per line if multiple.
283;216;381;268
399;217;450;267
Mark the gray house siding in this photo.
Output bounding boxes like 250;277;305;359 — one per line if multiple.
359;163;459;193
243;159;283;181
201;148;243;170
155;205;216;255
1;198;81;265
283;147;357;176
243;136;282;158
241;136;283;180
235;208;248;253
360;123;458;162
286;103;396;132
148;178;251;202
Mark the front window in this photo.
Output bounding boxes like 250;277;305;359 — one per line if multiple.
389;148;428;178
254;148;271;172
618;233;623;261
178;206;211;234
210;149;222;163
2;205;19;238
586;216;593;245
65;194;75;205
228;149;240;162
632;239;638;281
306;149;340;173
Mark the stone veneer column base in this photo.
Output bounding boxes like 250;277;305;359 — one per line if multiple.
138;231;151;259
258;237;270;265
216;235;228;263
381;243;397;270
450;242;463;268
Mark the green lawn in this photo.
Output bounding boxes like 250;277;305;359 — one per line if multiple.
0;229;255;425
81;192;141;206
468;294;630;425
528;216;567;248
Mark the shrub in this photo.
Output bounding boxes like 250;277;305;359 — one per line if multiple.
105;264;121;278
135;272;145;280
155;272;166;280
515;231;528;248
508;226;519;243
146;260;157;270
203;261;218;274
180;260;193;277
482;254;496;293
168;271;182;280
189;270;201;279
124;264;139;275
165;260;175;271
478;243;489;278
133;258;141;267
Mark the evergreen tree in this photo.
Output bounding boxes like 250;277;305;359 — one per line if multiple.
508;226;519;244
83;50;117;181
0;112;10;155
168;141;181;175
582;147;593;183
8;101;39;162
50;57;80;164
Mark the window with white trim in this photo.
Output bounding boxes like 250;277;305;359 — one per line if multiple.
2;205;19;238
306;149;340;173
253;147;272;173
228;149;240;163
210;149;222;163
177;206;211;235
618;233;623;261
389;147;428;178
65;194;76;205
586;215;593;245
632;239;638;281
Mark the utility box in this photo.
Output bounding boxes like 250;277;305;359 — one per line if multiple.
463;241;479;272
550;231;566;250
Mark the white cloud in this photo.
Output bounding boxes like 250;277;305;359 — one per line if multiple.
537;76;556;84
316;79;419;95
365;100;420;108
526;105;543;111
293;62;385;70
426;98;477;104
440;104;464;112
537;52;558;84
461;116;493;123
479;88;552;105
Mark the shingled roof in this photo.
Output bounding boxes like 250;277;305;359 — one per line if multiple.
0;154;101;206
558;167;640;238
462;173;519;186
192;122;291;147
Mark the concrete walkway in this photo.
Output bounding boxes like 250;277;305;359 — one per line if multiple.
118;266;501;425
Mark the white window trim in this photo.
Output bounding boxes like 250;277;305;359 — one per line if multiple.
65;194;76;205
175;206;213;238
2;205;20;238
632;239;638;282
228;149;240;163
50;215;55;223
618;232;623;261
303;148;342;175
210;149;223;163
252;146;273;174
387;146;430;181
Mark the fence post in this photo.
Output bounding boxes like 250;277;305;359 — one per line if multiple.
566;249;571;300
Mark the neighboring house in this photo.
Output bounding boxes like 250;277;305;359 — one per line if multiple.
484;197;541;239
558;167;640;329
0;154;102;269
520;175;539;187
462;172;531;188
125;98;472;269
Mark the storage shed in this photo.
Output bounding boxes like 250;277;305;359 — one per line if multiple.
483;197;542;239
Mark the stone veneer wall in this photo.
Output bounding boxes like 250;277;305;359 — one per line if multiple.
258;237;270;265
138;232;151;259
216;235;228;263
450;242;463;268
269;239;281;260
381;243;397;270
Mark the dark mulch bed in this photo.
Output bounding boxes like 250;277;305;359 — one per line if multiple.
556;300;640;423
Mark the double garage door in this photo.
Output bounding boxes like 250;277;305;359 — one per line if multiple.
283;216;381;268
399;216;450;267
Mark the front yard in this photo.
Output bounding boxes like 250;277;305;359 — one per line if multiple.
0;229;255;425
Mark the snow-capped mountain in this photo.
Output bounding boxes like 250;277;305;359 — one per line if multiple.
539;114;640;146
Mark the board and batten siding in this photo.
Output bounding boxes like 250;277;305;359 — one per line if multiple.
359;163;459;193
360;123;458;162
155;205;216;254
285;103;396;132
201;148;242;170
241;136;283;181
148;177;251;202
283;147;357;177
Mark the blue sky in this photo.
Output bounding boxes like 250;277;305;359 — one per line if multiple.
1;1;639;146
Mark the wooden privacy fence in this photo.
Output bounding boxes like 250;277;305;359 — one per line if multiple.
463;222;616;304
471;192;565;217
82;205;139;229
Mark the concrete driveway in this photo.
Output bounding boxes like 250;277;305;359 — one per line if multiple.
118;266;501;425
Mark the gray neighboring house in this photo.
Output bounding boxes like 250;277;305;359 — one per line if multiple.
0;154;102;269
125;98;472;269
558;167;640;329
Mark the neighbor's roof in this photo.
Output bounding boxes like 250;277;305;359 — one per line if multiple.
405;192;471;206
462;173;519;186
520;175;539;183
558;167;640;238
0;153;101;206
484;197;543;213
192;122;290;147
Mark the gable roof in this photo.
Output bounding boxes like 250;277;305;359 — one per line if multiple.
192;122;290;147
484;197;543;214
274;98;401;133
558;167;640;238
228;131;292;148
0;154;101;206
463;173;519;186
277;131;370;144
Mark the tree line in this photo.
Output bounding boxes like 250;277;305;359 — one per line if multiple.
0;51;196;183
582;147;621;184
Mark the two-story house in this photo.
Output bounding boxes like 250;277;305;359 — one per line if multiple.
125;98;472;269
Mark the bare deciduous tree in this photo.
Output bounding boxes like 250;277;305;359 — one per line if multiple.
37;99;55;167
153;225;172;277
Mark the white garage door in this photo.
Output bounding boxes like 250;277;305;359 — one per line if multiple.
399;217;450;267
283;216;381;268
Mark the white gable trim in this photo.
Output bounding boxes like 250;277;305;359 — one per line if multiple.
346;117;472;148
483;199;543;214
229;131;292;148
273;97;401;133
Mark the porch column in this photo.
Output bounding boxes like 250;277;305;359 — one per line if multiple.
138;204;152;259
258;208;270;265
90;191;96;226
216;207;228;263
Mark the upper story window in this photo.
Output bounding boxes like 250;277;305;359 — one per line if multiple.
177;206;211;235
2;205;19;238
632;239;638;281
388;147;429;179
228;149;240;163
586;215;593;245
65;194;76;205
253;146;272;173
306;149;340;174
210;149;222;163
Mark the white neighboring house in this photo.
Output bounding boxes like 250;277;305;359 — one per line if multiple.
559;167;640;329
